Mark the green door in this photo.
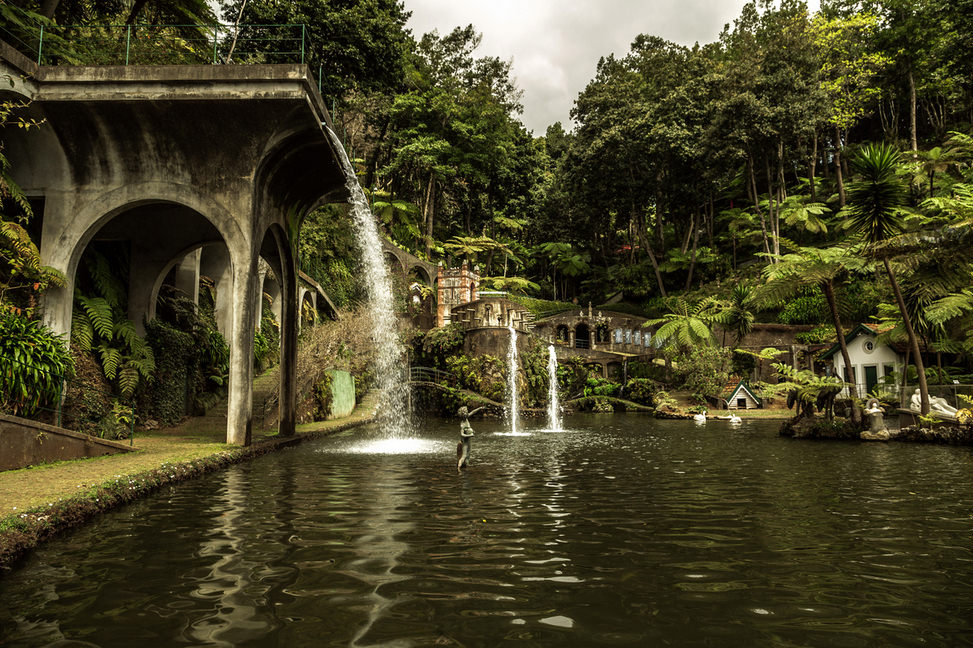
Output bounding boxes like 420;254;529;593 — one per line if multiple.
864;365;878;395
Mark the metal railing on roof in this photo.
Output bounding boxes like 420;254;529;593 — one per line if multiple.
23;22;307;67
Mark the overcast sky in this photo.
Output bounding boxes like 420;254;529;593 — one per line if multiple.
403;0;821;134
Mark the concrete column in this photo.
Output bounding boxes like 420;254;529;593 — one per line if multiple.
173;248;201;304
226;250;258;446
278;257;298;437
199;244;232;337
38;196;75;341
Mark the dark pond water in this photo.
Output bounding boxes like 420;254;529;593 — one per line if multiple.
2;415;973;647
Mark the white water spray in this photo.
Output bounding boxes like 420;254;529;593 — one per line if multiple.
547;345;562;432
326;128;410;436
507;325;520;434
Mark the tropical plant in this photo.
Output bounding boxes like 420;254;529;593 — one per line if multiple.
722;283;756;347
0;310;72;416
71;251;155;398
645;295;725;350
846;142;929;414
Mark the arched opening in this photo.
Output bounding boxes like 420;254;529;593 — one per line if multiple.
595;324;610;344
575;323;590;349
67;201;232;429
556;324;570;343
300;290;317;329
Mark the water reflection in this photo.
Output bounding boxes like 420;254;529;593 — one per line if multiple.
2;416;973;647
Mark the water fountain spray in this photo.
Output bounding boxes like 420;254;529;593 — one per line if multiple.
326;128;410;437
507;325;520;434
547;345;562;432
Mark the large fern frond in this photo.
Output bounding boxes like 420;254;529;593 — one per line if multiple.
78;294;114;339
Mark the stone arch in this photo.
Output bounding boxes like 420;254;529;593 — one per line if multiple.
257;222;299;437
556;324;570;342
299;290;317;328
575;323;591;349
62;184;244;284
49;196;239;340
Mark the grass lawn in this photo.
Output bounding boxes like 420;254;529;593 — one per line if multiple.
0;391;379;517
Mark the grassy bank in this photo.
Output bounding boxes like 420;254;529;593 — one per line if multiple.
0;392;378;572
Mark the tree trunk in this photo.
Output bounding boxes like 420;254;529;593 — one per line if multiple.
749;157;771;256
680;211;694;254
909;68;918;152
809;131;818;202
125;0;149;25
884;257;929;414
39;0;61;19
834;126;846;207
636;220;668;298
684;224;700;291
823;280;860;423
422;173;436;259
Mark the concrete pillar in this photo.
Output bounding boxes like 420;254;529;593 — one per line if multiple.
38;197;76;341
278;254;298;437
173;248;201;304
226;250;258;446
199;244;232;337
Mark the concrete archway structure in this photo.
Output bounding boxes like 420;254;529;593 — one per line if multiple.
1;48;352;445
381;237;436;286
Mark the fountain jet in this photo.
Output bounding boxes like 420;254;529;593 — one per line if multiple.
547;345;562;432
507;325;520;434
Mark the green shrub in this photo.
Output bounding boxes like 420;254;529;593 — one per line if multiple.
664;345;732;398
415;324;465;369
0;311;72;416
777;286;828;325
145;319;195;425
624;378;658;405
583;376;619;398
447;354;507;403
653;390;677;411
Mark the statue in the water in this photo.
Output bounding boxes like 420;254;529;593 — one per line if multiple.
457;405;484;472
861;397;890;441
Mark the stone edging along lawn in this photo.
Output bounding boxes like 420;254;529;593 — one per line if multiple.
0;414;376;574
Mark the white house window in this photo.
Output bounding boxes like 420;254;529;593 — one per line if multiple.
864;340;875;353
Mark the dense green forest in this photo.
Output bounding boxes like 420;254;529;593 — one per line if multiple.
286;0;973;376
2;0;973;419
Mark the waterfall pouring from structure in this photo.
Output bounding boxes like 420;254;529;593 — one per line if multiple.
547;345;562;432
507;325;520;434
326;127;410;437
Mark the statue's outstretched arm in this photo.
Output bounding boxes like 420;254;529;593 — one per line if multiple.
469;406;485;417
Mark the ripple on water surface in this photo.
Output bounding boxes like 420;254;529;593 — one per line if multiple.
2;415;973;647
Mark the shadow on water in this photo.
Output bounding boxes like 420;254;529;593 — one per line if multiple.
2;415;973;647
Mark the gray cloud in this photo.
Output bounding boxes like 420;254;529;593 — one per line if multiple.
404;0;820;134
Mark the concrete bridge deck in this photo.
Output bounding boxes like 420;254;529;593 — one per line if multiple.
1;40;353;445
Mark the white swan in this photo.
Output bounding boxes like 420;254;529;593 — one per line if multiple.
728;414;742;424
693;411;707;423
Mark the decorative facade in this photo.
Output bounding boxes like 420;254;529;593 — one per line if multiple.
436;263;479;327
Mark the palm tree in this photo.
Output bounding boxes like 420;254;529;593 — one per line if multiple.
722;283;756;348
754;242;866;421
846;143;929;415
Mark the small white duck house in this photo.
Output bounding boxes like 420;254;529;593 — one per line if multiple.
723;380;762;410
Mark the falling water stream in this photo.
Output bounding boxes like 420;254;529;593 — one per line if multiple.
506;325;520;434
546;344;562;431
327;128;410;436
